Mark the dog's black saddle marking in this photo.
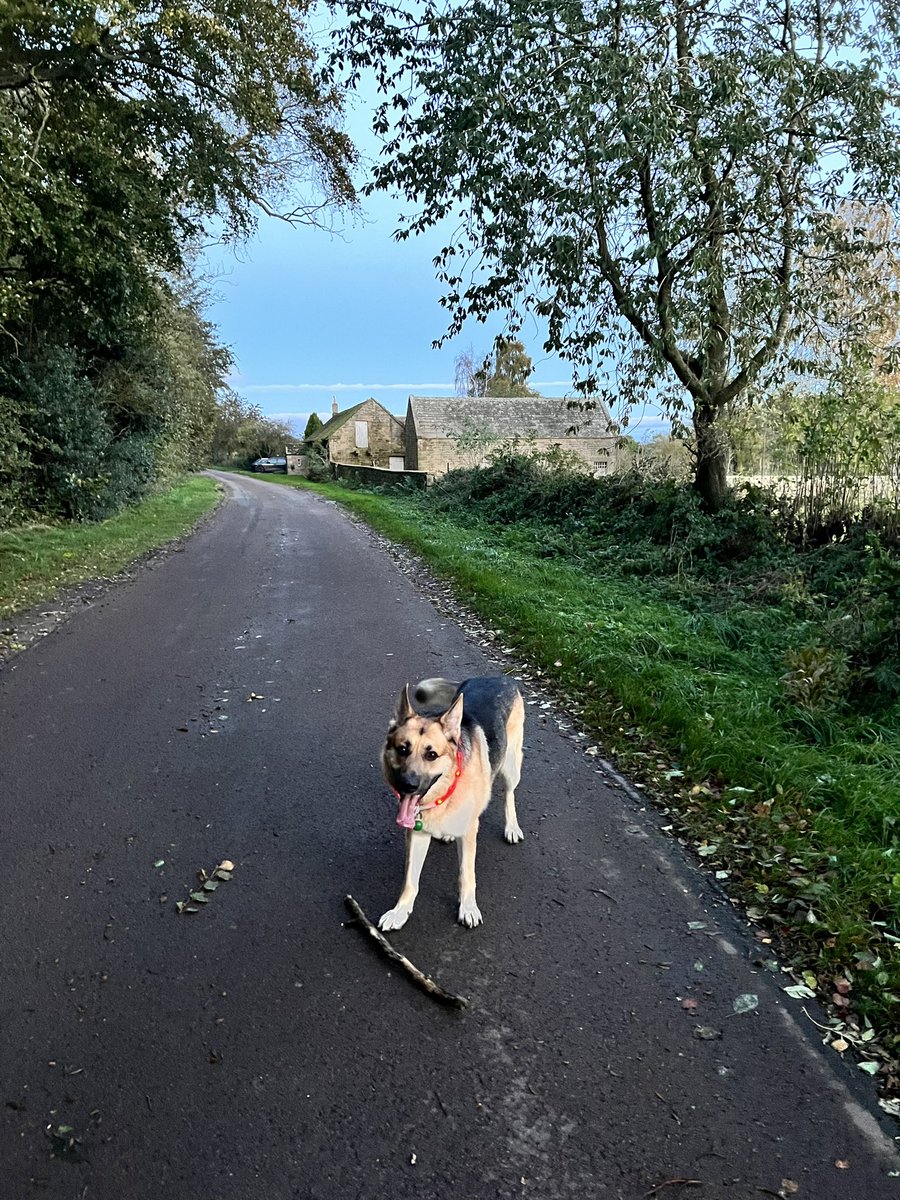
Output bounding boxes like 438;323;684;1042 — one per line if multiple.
456;677;519;773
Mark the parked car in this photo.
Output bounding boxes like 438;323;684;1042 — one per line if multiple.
251;457;287;473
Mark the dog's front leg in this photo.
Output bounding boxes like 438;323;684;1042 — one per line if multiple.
456;818;483;928
379;830;432;931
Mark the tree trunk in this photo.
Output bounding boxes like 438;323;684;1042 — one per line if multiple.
692;400;731;512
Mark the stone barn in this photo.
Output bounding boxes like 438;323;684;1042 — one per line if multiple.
303;399;406;471
403;395;617;478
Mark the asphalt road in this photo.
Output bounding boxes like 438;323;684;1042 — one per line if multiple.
1;470;897;1200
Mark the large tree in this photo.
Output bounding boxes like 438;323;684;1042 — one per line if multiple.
335;0;900;509
206;394;294;467
455;337;539;396
304;411;324;438
0;1;356;522
2;0;357;337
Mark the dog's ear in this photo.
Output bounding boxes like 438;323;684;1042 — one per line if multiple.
391;684;415;727
439;692;464;742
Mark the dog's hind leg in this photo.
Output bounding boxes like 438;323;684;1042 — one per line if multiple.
379;830;432;931
501;693;525;844
456;818;483;927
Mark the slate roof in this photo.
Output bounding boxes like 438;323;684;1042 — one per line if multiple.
406;395;613;440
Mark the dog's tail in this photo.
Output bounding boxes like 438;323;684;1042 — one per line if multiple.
413;677;461;711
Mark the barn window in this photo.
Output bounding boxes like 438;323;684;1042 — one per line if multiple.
594;459;609;474
355;421;369;449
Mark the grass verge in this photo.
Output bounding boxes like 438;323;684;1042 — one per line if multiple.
230;469;900;1082
0;474;220;621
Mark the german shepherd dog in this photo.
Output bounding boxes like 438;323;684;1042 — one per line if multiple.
380;676;525;930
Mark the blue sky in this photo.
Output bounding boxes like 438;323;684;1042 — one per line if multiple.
200;87;670;442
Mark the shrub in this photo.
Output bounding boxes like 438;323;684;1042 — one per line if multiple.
421;459;900;713
781;646;850;710
304;442;331;482
7;346;160;522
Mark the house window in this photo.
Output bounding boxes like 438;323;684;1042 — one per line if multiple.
389;457;405;471
594;459;609;474
355;421;369;449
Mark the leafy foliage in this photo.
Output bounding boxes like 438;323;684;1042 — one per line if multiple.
206;394;293;468
304;411;324;438
448;418;503;468
456;337;539;397
0;286;230;523
2;1;356;317
724;201;900;533
422;454;900;711
302;440;331;481
0;1;356;526
781;647;850;712
13;346;153;522
616;433;690;480
335;0;900;509
725;374;900;537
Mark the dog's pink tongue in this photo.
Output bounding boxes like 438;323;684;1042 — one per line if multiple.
396;795;419;829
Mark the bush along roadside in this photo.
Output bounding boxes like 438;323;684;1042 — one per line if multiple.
0;474;220;634
240;464;900;1103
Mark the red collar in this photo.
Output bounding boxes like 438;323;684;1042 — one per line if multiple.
392;746;464;811
425;745;464;809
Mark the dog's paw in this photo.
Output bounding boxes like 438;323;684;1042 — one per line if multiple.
458;898;483;928
439;833;456;844
504;821;524;844
379;905;411;931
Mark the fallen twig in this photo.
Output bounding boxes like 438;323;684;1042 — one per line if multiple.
645;1181;702;1197
176;859;234;914
343;895;469;1010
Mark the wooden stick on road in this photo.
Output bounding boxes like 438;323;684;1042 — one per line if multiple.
343;894;469;1010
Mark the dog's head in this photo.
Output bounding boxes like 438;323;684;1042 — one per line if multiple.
383;684;463;828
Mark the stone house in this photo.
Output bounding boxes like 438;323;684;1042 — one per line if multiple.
403;395;617;478
301;399;406;471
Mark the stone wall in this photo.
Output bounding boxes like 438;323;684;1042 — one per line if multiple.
556;438;617;475
413;435;617;478
332;463;427;489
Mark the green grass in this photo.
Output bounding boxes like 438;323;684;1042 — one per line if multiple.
0;475;220;621
233;469;900;1054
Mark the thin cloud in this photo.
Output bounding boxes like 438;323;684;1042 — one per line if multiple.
240;379;576;393
242;382;454;393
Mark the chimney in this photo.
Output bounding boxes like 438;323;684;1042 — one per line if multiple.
332;398;339;416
